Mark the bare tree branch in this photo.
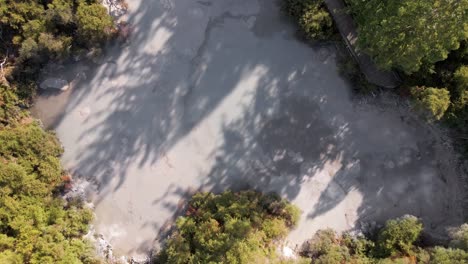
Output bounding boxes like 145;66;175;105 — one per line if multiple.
0;50;8;79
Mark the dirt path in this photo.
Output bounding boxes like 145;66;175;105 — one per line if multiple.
32;0;464;259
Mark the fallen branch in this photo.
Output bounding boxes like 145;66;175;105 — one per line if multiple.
0;50;8;79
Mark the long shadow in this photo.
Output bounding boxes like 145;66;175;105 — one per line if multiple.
53;0;265;195
34;0;464;256
196;86;464;244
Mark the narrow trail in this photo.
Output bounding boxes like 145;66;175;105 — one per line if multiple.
323;0;401;88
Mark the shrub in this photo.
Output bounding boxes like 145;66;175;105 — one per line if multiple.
37;33;72;60
0;123;97;263
76;2;114;45
0;85;22;125
374;215;423;257
18;38;41;62
302;229;337;257
315;244;350;264
283;0;335;40
411;86;451;121
299;2;333;40
300;219;467;263
346;0;467;74
283;0;314;18
342;233;374;257
450;224;468;251
430;247;468;264
300;229;353;263
155;191;300;263
454;65;468;94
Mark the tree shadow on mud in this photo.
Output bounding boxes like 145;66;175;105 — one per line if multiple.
194;88;464;245
200;96;344;199
34;0;464;255
54;0;270;195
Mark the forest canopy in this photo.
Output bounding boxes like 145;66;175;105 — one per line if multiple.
155;191;300;263
347;0;468;74
0;0;114;263
0;122;96;263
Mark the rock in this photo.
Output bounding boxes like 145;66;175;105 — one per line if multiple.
130;256;151;264
40;78;69;91
281;246;297;259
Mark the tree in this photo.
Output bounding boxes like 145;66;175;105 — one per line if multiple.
298;1;333;40
155;191;300;264
347;0;468;73
301;229;351;263
283;0;334;40
430;247;468;264
411;86;451;121
450;224;468;251
76;2;114;45
0;123;97;263
0;85;21;125
454;65;468;94
374;215;423;257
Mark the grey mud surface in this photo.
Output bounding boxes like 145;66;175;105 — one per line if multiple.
32;0;464;258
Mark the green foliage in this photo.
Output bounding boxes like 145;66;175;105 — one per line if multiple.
156;191;300;264
450;224;468;251
76;2;114;45
374;216;423;257
415;247;431;263
0;85;22;125
430;247;468;264
300;230;378;264
1;0;114;98
314;245;350;264
283;0;335;40
342;233;374;258
0;123;97;263
0;1;113;262
411;86;451;121
298;2;333;40
302;229;337;257
348;0;468;73
298;218;468;264
454;65;468;94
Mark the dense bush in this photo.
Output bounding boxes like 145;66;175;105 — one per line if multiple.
0;0;114;98
76;2;114;45
300;229;352;263
1;0;113;54
454;65;468;94
155;190;300;263
347;0;468;74
0;85;22;126
411;86;451;121
156;194;468;263
298;217;467;263
374;216;423;257
450;224;468;251
0;1;113;263
430;247;468;264
0;122;97;263
283;0;335;41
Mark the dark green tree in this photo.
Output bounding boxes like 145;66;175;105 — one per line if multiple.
156;190;300;264
76;2;114;45
348;0;468;73
374;216;423;257
0;123;98;263
411;86;451;121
